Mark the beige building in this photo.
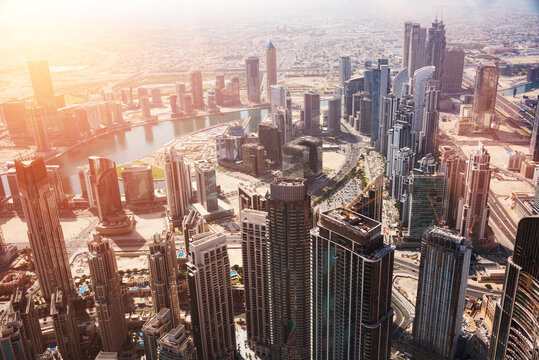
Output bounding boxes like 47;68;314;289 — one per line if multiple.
265;41;277;101
187;232;236;360
15;158;74;300
148;231;181;328
88;234;127;352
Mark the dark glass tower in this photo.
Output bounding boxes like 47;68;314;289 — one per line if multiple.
312;208;394;360
489;216;539;360
267;178;312;360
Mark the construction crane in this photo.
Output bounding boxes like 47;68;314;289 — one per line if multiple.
468;214;478;238
347;173;384;209
427;194;444;226
352;190;389;212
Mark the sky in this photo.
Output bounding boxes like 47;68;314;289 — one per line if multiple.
0;0;537;39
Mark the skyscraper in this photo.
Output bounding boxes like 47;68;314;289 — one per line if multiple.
87;233;127;352
312;208;394;360
193;159;218;212
148;231;181;328
441;151;464;228
338;55;351;85
270;85;287;121
379;94;399;156
425;18;446;81
27;61;55;108
88;156;134;234
413;227;471;359
267;178;312;360
241;209;271;357
142;308;172;360
365;67;381;146
327;97;341;136
164;147;192;224
412;66;435;135
530;95;539;161
459;142;492;246
303;90;320;134
441;48;465;93
266;41;277;101
489;216;539;360
122;163;155;208
1;101;31;143
0;302;32;360
422;84;440;156
50;289;82;360
406;169;446;243
157;325;197;360
15;158;74;300
408;24;426;77
11;288;44;357
246;57;261;103
472;62;499;131
187;232;236;360
377;62;391;150
189;70;204;110
403;22;413;69
29;105;51;153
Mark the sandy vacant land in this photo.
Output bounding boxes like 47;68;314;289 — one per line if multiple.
323;151;345;172
395;276;418;306
1;215;94;247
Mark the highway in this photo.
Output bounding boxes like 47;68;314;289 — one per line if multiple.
393;258;502;298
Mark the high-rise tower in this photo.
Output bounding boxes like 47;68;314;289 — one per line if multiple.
425;19;446;81
187;232;236;360
148;231;181;328
87;233;127;352
27;61;55;109
267;178;312;360
241;209;271;357
164;147;192;225
403;22;413;69
459;142;492;246
312;208;394;360
15;158;74;300
472;62;499;131
246;57;261;103
338;56;351;85
489;216;539;360
194;160;218;212
412;66;435;136
441;48;465;93
11;288;44;357
408;24;426;77
266;41;277;101
50;289;82;359
29;105;51;153
189;70;204;110
303;91;321;135
530;95;539;161
413;227;471;359
88;156;122;222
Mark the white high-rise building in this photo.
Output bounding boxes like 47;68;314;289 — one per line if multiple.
87;234;127;353
412;66;435;134
241;209;271;357
270;85;287;122
187;232;236;360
